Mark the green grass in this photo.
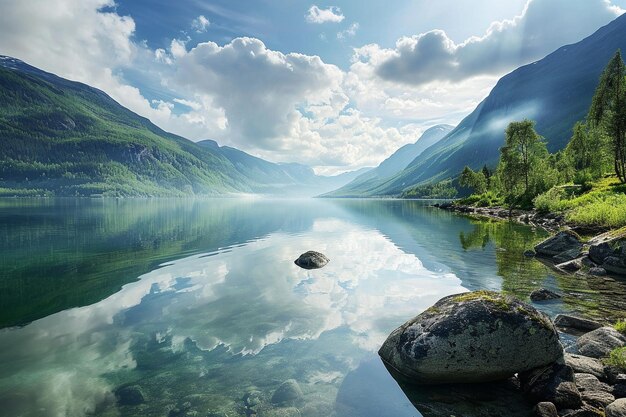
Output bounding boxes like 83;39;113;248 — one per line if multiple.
604;346;626;370
614;319;626;335
533;177;626;228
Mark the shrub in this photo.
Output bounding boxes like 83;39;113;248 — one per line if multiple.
604;346;626;371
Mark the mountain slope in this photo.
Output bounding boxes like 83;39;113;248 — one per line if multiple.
0;56;255;196
374;13;626;196
323;124;453;197
0;56;366;197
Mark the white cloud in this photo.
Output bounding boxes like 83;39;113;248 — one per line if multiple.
373;0;623;85
337;22;359;40
305;5;345;24
191;14;210;33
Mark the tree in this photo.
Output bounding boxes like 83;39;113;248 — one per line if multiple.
460;166;487;194
588;50;626;183
497;120;550;210
481;165;492;188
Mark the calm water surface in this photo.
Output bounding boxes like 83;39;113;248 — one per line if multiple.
0;198;625;417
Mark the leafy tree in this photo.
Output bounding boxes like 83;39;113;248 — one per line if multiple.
588;50;626;183
460;166;487;194
497;120;551;209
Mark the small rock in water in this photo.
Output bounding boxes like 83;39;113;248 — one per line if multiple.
530;288;562;301
555;315;602;332
115;385;145;405
271;379;303;405
553;248;582;264
535;231;582;256
294;251;329;270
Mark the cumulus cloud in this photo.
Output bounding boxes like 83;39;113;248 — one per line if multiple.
174;37;344;144
191;14;210;33
373;0;623;85
305;5;345;24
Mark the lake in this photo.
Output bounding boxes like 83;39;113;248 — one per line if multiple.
0;198;625;417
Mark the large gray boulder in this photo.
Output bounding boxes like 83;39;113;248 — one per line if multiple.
294;251;329;270
378;291;563;384
535;231;583;257
576;327;626;358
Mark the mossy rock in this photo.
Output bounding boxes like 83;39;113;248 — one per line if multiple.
378;291;563;384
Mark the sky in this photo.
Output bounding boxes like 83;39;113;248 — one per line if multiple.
0;0;625;174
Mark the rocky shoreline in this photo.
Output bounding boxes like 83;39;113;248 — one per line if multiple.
433;202;626;279
378;291;626;417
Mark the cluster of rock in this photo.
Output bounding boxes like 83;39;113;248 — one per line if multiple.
433;203;566;232
531;230;626;277
378;291;626;417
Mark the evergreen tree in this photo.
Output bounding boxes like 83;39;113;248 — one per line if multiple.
588;50;626;183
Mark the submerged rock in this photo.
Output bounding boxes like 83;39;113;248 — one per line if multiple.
530;288;562;301
294;251;329;270
271;380;303;405
378;290;563;384
555;315;602;332
535;231;582;257
577;327;626;359
115;385;145;406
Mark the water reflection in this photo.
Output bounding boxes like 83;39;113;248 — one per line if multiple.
0;199;624;417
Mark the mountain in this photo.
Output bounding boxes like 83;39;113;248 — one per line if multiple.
198;140;372;196
323;124;453;197
0;56;365;197
371;13;626;196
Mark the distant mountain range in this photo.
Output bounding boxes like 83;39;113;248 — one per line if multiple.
323;124;453;197
359;13;626;196
0;56;366;197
